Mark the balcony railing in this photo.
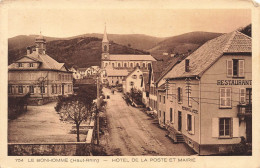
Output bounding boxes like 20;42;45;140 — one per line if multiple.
237;104;252;119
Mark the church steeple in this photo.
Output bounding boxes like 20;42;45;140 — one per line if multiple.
102;24;109;55
102;24;109;43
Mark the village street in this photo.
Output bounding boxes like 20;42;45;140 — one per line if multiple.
101;88;195;156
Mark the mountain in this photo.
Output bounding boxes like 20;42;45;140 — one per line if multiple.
8;34;164;52
8;37;149;68
8;35;61;51
149;31;223;60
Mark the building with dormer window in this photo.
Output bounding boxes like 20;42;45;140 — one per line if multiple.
159;31;251;155
8;34;73;105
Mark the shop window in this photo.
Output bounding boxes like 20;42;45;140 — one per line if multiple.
18;85;23;94
29;85;34;94
227;59;244;77
219;118;231;137
177;87;183;103
220;88;232;108
8;85;12;94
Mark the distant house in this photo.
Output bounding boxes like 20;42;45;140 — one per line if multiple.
69;67;81;79
106;68;129;86
123;66;146;94
8;34;73;105
77;68;88;79
141;73;150;107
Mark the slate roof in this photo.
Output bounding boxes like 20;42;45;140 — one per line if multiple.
165;31;251;79
109;54;156;61
106;69;129;76
152;61;168;82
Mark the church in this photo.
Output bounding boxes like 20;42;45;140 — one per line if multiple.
101;26;156;85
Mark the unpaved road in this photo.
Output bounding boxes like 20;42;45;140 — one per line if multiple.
102;88;195;156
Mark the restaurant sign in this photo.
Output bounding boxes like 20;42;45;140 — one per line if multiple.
217;80;252;86
182;106;198;114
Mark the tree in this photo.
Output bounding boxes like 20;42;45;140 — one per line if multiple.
55;88;96;142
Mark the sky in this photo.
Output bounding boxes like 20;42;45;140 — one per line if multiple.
8;8;251;38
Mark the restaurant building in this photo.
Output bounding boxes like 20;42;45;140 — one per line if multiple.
162;31;251;155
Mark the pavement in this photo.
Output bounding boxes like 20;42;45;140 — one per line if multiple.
8;102;86;143
101;88;196;156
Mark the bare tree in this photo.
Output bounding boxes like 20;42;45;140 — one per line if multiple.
57;96;94;142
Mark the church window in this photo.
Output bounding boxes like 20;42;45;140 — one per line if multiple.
130;63;133;68
104;45;107;52
124;63;127;67
143;63;146;68
118;63;121;67
136;63;139;67
112;63;115;67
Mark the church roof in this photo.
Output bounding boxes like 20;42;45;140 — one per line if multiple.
165;31;251;79
109;54;156;61
106;69;129;76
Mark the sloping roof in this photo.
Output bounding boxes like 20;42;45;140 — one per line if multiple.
106;69;129;76
152;61;168;82
9;51;67;71
165;31;251;79
157;83;166;91
125;66;141;79
155;54;189;84
109;54;156;61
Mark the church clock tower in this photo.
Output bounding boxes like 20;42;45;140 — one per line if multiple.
102;25;110;61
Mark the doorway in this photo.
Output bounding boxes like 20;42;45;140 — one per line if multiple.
178;111;182;132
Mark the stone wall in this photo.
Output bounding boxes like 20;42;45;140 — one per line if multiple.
8;143;92;156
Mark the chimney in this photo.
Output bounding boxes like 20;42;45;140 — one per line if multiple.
26;47;31;55
185;59;190;72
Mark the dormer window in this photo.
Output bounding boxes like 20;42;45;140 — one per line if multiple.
18;63;23;67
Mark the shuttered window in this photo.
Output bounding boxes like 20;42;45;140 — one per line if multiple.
240;88;246;104
220;88;232;108
212;118;239;138
178;87;183;103
226;59;245;78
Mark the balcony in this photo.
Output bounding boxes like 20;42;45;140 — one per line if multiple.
237;104;252;120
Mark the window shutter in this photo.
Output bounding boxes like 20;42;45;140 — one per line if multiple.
191;115;195;134
180;88;183;102
226;88;232;107
212;118;219;137
233;118;239;137
226;60;233;77
238;60;245;77
220;88;226;108
240;88;246;104
185;114;188;131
